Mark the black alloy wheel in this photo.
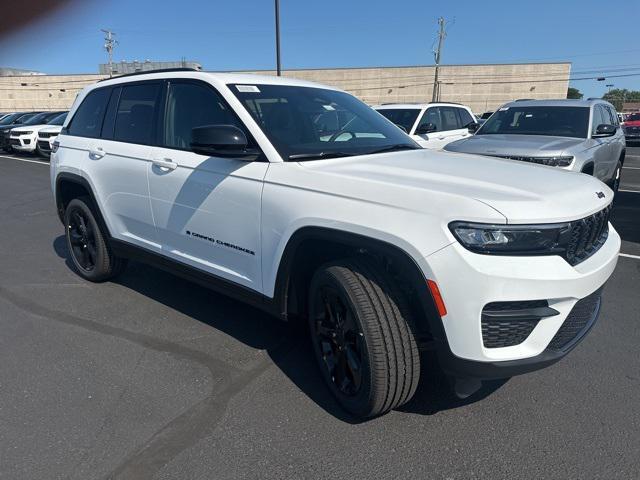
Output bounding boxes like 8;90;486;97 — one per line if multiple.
311;285;364;396
67;206;97;272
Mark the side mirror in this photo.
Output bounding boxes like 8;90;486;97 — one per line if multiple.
415;122;437;135
191;124;260;158
466;121;480;133
593;124;617;138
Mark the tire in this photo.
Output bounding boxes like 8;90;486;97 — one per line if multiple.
308;258;420;418
64;197;127;282
610;161;622;194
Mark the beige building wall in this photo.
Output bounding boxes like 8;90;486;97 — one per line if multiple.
0;63;570;114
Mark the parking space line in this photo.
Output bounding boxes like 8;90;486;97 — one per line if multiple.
623;166;640;170
620;253;640;260
0;155;48;166
619;189;640;193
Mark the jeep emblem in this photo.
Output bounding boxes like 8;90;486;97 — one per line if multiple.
596;191;605;199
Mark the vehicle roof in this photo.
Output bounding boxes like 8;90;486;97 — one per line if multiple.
93;70;339;92
502;99;613;108
374;102;468;110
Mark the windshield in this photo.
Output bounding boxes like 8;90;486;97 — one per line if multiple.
627;113;640;122
230;84;418;160
0;113;24;125
477;106;590;138
375;108;420;133
48;112;68;126
22;112;57;125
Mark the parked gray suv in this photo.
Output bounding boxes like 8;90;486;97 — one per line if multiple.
444;99;625;193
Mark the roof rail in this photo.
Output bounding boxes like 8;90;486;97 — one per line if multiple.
514;98;535;102
429;101;462;106
98;67;199;82
587;97;602;101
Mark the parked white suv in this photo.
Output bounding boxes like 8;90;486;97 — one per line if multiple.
374;102;477;149
9;111;66;154
51;70;619;418
36;113;68;156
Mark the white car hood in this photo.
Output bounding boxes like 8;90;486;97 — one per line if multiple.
299;149;612;224
11;124;49;133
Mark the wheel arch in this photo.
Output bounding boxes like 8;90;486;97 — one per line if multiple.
55;173;111;238
272;226;446;345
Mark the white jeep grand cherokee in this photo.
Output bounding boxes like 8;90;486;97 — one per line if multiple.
51;70;619;418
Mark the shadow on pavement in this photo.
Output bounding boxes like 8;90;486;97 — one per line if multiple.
611;190;640;245
53;234;505;422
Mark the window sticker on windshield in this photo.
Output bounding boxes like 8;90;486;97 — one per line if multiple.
499;107;509;111
236;85;260;93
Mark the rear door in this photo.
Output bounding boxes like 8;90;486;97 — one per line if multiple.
147;79;268;292
60;82;160;250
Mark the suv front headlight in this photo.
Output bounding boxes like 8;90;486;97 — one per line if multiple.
449;221;569;255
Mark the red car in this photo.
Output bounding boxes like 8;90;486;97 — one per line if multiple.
624;112;640;143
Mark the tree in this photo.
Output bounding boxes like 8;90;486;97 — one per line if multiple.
602;88;640;111
567;87;583;99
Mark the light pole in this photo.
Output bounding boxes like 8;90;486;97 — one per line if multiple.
275;0;281;76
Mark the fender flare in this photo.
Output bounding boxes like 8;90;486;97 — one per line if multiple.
272;226;447;343
55;172;111;238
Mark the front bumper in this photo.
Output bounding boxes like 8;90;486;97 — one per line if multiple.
9;134;37;151
423;223;620;378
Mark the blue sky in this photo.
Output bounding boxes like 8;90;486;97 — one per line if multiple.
1;0;639;99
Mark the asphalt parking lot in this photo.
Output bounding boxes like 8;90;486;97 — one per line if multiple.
0;148;639;480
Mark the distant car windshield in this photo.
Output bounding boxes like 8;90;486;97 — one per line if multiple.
627;113;640;122
375;108;420;133
480;111;493;119
22;112;58;126
48;112;68;126
230;84;418;160
477;106;590;138
0;113;24;125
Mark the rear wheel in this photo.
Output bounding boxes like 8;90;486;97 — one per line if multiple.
308;258;420;418
64;197;127;282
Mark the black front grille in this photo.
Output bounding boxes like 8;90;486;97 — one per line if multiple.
564;205;611;265
547;288;602;351
39;132;56;138
482;299;556;348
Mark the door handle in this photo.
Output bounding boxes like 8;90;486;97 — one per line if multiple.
88;147;105;159
152;158;178;171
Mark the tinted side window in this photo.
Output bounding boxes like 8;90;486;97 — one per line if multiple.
418;107;441;132
605;105;618;126
114;83;162;145
67;88;110;138
591;105;606;135
457;108;474;127
101;87;121;139
440;107;459;131
162;81;246;149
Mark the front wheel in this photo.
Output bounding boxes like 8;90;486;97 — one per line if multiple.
610;162;622;194
308;258;420;418
64;197;127;282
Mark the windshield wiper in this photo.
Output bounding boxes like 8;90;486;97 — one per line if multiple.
288;151;356;161
364;144;421;155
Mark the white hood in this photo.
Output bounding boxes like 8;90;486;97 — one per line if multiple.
299;149;612;224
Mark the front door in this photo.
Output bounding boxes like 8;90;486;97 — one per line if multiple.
147;80;268;292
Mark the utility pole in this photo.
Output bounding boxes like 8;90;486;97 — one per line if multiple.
431;17;447;102
274;0;282;76
101;29;118;78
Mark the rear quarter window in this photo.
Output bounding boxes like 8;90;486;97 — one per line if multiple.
67;88;111;138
